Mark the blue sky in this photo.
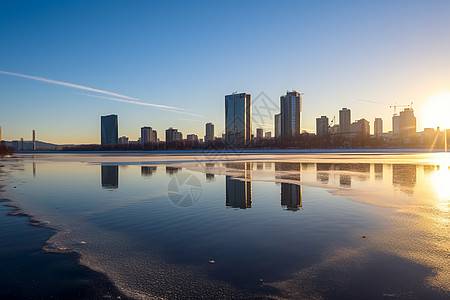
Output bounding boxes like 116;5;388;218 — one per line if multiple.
1;0;449;143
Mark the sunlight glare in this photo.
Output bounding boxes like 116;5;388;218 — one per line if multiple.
422;93;450;130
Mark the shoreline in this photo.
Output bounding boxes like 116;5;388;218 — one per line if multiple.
0;163;132;300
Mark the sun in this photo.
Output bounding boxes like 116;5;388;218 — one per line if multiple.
422;93;450;130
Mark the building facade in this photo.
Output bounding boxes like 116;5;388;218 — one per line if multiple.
399;108;416;141
350;118;370;137
101;114;118;145
339;108;351;134
280;91;302;139
316;116;329;137
205;122;214;142
274;113;281;138
256;128;263;139
166;127;182;142
141;126;153;144
374;118;383;137
225;93;251;147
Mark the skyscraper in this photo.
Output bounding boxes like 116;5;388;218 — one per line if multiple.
32;129;36;151
316;116;329;137
225;93;251;147
280;91;302;139
101;114;118;145
152;130;157;143
141;126;153;144
205;122;214;142
339;108;351;134
274;113;281;138
166;127;182;142
399;108;416;141
374;118;383;137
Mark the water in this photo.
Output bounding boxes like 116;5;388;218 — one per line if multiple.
0;152;449;299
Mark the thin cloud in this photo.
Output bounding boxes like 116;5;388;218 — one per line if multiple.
0;70;184;111
79;93;204;118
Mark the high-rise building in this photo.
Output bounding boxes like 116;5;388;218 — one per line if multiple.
0;126;2;141
20;138;24;151
118;136;129;144
339;108;351;134
392;114;400;136
256;128;263;139
399;108;416;141
101;114;118;145
225;93;251;147
166;127;182;142
350;118;370;137
205;122;214;142
152;130;157;143
32;129;36;151
141;126;153;144
316;116;329;137
374;118;383;136
280;91;302;139
274;113;281;138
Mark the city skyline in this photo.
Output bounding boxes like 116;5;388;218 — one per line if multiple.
1;1;450;144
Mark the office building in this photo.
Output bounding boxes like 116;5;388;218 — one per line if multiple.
205;122;214;142
339;108;351;134
101;114;118;145
166;127;182;142
225;93;251;147
274;113;281;138
316;116;329;137
399;108;416;141
256;128;263;139
152;130;157;143
141;126;153;144
280;91;302;139
374;118;383;137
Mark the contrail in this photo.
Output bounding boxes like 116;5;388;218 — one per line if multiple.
0;70;184;111
80;93;204;117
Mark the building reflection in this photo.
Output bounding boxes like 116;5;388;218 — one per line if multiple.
166;166;181;175
374;164;383;181
101;165;118;189
206;173;215;181
141;166;157;176
275;162;301;181
281;183;302;211
226;176;252;209
392;164;416;195
340;174;351;187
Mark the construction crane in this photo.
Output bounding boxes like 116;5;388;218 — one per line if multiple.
390;101;413;115
328;116;336;128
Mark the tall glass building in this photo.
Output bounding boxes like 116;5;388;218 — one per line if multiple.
101;114;118;145
225;93;251;147
280;91;302;139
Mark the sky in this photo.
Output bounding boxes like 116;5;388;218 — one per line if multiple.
1;0;449;144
